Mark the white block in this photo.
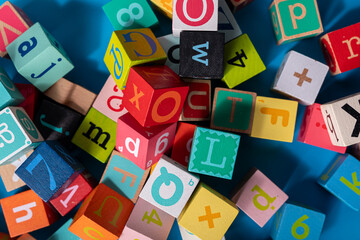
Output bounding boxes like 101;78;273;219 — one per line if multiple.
218;0;242;43
179;225;226;240
157;34;180;74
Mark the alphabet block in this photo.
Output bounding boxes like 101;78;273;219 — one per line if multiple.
250;96;298;142
318;154;360;211
15;83;38;120
178;183;239;240
6;22;74;92
297;103;346;153
68;183;134;240
48;218;78;240
211;88;256;134
104;28;167;90
227;0;254;12
272;51;329;105
171;122;197;167
231;168;288;227
218;0;242;43
269;0;323;45
0;107;43;166
157;34;180;74
0;190;58;237
71;107;117;163
223;34;266;88
123;65;189;127
179;31;224;79
0;66;24;109
100;150;150;202
151;0;173;18
139;155;199;217
116;113;177;169
270;203;325;240
92;75;128;122
178;225;226;240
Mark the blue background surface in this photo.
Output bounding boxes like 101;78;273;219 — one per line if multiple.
0;0;359;239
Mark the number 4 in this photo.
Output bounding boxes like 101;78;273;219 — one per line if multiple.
142;209;163;226
227;50;247;68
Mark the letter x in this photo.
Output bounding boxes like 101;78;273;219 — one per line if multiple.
342;100;360;137
294;68;312;87
198;205;221;229
129;84;144;111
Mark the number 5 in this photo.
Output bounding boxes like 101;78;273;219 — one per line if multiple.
291;215;310;239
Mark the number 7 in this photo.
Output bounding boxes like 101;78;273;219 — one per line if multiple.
25;154;56;191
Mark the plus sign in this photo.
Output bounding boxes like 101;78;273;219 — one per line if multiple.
294;68;312;87
198;206;221;229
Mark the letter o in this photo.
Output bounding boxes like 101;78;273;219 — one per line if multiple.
151;91;181;123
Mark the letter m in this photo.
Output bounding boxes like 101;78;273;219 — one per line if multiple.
82;122;111;150
192;42;209;66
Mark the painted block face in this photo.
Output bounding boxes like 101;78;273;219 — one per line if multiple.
15;83;38;120
139;155;200;217
272;51;329;105
157;34;180;74
100;150;150;202
48;218;79;240
270;203;326;240
6;22;74;92
71;107;117;163
211;88;256;134
223;34;266;88
171;123;197;167
104;28;167;90
151;0;173;18
297;103;346;153
251;96;298;143
0;66;24;109
178;183;238;240
218;0;242;43
269;0;323;45
123;66;189;127
103;0;158;30
232;169;288;227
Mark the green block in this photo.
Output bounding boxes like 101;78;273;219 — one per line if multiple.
0;67;24;109
188;127;240;180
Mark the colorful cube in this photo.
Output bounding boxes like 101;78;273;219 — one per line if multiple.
151;0;173;18
178;225;226;240
0;66;24;109
171;122;197;167
218;0;242;42
48;218;79;240
157;34;180;74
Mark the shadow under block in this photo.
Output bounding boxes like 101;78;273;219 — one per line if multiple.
179;31;224;79
297;103;346;153
270;203;326;240
6;22;74;92
48;218;79;240
250;96;298;142
151;0;173;19
178;183;239;240
231;168;288;227
171;122;197;167
0;107;43;166
211;88;256;134
218;0;242;43
104;28;167;90
0;66;24;109
223;34;266;88
15;83;38;120
139;155;199;217
100;150;150;203
68;183;134;240
0;190;58;237
269;0;323;45
71;107;117;163
157;34;180;74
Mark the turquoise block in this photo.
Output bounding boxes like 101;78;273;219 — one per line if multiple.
48;218;79;240
6;22;74;92
0;66;24;110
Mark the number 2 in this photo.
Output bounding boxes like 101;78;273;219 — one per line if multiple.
142;209;163;226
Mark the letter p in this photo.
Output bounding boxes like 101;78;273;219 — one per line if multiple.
289;3;307;30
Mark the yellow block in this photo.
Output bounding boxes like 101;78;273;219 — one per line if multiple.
178;183;239;240
250;96;298;142
151;0;173;19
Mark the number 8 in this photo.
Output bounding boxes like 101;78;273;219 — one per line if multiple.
117;3;144;28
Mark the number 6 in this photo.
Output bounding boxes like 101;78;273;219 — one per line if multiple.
117;3;144;28
291;215;310;239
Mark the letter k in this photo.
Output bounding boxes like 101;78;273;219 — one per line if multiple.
342;100;360;137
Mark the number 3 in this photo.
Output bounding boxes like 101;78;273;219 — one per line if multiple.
176;0;214;26
117;3;144;28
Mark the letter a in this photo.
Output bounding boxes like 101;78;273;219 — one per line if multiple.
251;185;276;211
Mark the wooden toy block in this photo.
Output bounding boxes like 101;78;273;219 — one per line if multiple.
44;78;97;116
0;107;43;166
172;0;218;37
6;22;74;92
139;155;199;217
349;143;360;160
211;88;256;134
171;123;197;167
15;84;38;120
179;225;226;240
16;234;35;240
103;0;158;31
179;31;224;79
123;65;189;127
180;79;211;121
116;113;177;169
68;183;134;240
92;75;128;122
0;190;58;237
178;183;239;240
188;127;240;180
250;96;298;143
320;93;360;147
0;233;12;240
227;0;254;12
0;1;32;57
71;107;117;163
100;150;150;203
318;154;360;210
104;28;167;90
270;203;325;240
151;0;173;19
223;34;266;88
272;51;329;105
119;198;175;240
157;34;180;74
322;23;360;75
297;103;346;153
269;0;323;45
48;218;78;240
218;0;242;43
0;66;24;109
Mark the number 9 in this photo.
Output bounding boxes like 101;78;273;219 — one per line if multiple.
175;0;215;26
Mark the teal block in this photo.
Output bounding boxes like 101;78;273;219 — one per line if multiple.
48;218;79;240
6;22;74;92
188;127;240;180
0;66;24;110
102;0;158;30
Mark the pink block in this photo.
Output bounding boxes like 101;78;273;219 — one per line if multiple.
232;169;288;227
297;103;346;153
119;226;151;240
92;75;128;122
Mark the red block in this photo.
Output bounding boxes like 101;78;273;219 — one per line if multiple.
171;122;197;167
123;66;189;127
15;84;38;120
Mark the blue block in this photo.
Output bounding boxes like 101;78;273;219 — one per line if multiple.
48;218;79;240
0;67;24;110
